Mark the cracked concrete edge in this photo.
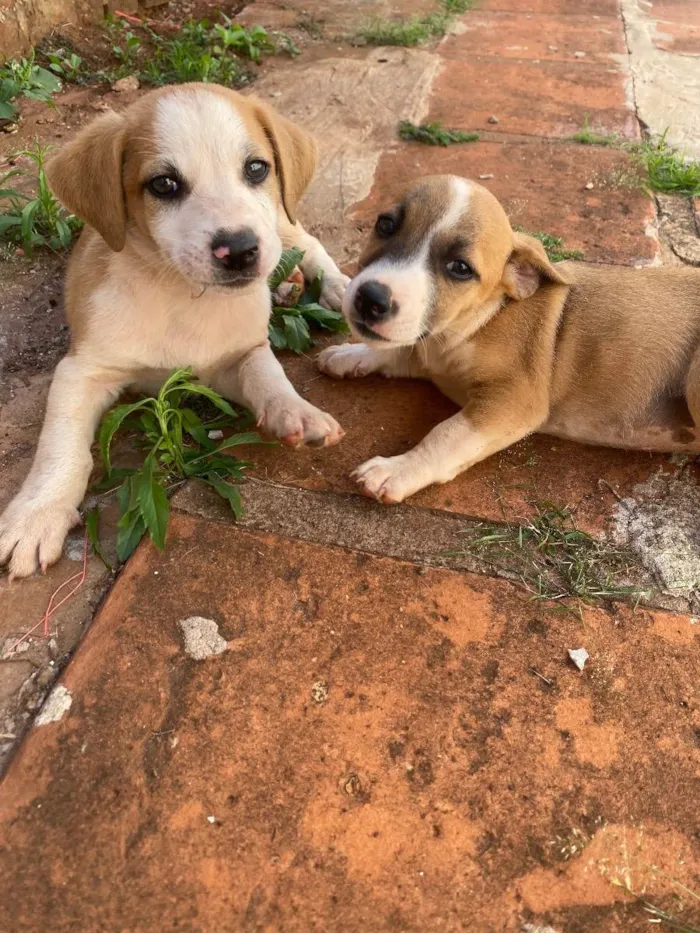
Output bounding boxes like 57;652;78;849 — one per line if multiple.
620;0;700;158
172;479;686;616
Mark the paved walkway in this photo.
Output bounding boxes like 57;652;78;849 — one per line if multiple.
1;1;699;931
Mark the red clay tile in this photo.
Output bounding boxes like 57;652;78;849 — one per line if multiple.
428;55;637;140
353;140;657;265
652;23;700;56
245;344;675;534
443;12;626;64
1;515;698;932
479;0;621;16
648;0;700;28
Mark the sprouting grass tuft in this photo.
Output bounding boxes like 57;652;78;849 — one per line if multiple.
398;120;479;146
96;368;265;561
355;13;450;47
513;226;584;262
447;502;645;603
0;142;82;255
569;115;619;147
440;0;476;12
635;130;700;198
268;248;348;353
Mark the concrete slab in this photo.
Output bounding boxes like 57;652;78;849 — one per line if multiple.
1;514;698;932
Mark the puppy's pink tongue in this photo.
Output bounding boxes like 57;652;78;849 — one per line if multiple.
213;245;230;259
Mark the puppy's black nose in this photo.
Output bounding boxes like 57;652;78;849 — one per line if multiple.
354;280;394;323
211;228;259;273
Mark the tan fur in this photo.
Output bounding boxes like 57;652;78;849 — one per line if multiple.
319;174;700;504
0;84;350;578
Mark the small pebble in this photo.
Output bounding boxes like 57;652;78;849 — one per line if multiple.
479;173;495;180
311;680;329;704
574;51;586;58
111;75;140;93
487;115;499;124
568;648;589;671
207;815;216;824
585;181;595;190
208;429;224;440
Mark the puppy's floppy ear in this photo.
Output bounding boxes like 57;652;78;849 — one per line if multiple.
252;100;317;224
46;110;128;252
502;232;571;300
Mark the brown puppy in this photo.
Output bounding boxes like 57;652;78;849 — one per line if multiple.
0;83;348;578
318;174;700;503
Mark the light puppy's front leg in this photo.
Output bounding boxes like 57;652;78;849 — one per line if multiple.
317;342;417;380
0;356;127;578
279;217;349;312
212;344;344;448
354;386;547;504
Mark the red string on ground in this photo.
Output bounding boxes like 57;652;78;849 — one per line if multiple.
5;531;89;655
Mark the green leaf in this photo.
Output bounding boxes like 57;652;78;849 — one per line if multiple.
282;314;312;353
0;215;22;233
177;383;238;418
85;506;113;570
0;99;17;121
307;269;324;304
269;246;305;290
180;406;213;449
98;399;150;474
268;322;287;349
116;510;146;562
202;475;244;519
214;430;264;452
137;455;169;551
92;466;137;492
301;303;348;332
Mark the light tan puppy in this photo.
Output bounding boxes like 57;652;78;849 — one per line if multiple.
0;83;348;578
318;174;700;503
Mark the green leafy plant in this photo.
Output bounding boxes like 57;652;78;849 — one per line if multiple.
440;0;475;12
399;119;479;146
513;226;584;262
636;130;700;198
0;142;82;255
44;49;85;81
268;248;348;353
97;368;264;561
109;17;295;86
0;50;62;122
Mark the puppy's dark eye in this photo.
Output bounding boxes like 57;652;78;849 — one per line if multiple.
146;176;181;199
376;214;397;238
445;259;475;281
244;158;270;184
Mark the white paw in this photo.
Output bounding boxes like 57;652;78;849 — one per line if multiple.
317;343;376;379
0;497;81;579
319;272;350;312
352;454;422;504
258;395;344;448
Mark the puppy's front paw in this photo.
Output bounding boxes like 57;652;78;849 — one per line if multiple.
320;272;350;312
353;455;421;504
0;497;81;579
317;343;375;379
259;396;344;448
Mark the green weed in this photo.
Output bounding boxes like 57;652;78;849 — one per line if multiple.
268;248;348;353
636;130;700;198
355;13;450;46
44;48;86;81
440;0;475;12
0;50;61;122
513;226;584;262
0;142;82;255
96;368;264;561
569;115;619;147
109;16;296;86
399;119;479;146
447;502;644;603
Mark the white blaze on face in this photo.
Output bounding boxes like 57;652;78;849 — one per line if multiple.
151;90;281;286
344;176;472;345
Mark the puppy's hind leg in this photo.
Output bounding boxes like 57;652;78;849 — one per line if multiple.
0;356;127;578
